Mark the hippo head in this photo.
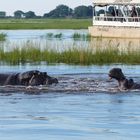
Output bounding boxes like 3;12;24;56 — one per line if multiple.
108;68;126;81
29;72;58;86
18;70;41;86
20;70;40;79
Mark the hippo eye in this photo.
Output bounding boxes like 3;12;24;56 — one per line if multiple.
119;69;122;72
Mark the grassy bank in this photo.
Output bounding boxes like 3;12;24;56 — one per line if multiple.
0;19;92;29
0;42;140;65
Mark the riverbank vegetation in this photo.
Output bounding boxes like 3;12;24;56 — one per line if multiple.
41;32;91;40
0;40;140;65
1;5;93;19
0;19;92;29
0;33;7;41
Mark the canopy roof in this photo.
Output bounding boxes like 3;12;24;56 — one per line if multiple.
93;0;140;5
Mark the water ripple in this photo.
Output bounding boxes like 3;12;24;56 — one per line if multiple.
0;73;139;94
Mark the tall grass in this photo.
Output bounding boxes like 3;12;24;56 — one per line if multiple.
41;33;63;39
0;40;140;65
42;32;91;40
72;33;91;41
72;32;91;41
0;33;7;41
72;33;81;39
46;33;53;38
54;33;63;38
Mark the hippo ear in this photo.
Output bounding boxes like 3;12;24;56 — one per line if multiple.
119;68;122;73
43;72;47;76
33;70;40;74
33;71;41;76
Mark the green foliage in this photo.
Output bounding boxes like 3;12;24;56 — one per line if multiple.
42;33;63;39
0;4;93;19
0;11;6;18
43;4;92;18
14;10;25;18
46;33;53;38
73;6;93;18
72;33;81;39
72;33;91;41
54;33;63;38
44;5;73;18
42;32;90;40
0;19;92;29
24;11;36;18
0;41;140;65
0;33;7;41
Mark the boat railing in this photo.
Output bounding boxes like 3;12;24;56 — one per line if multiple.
94;16;140;22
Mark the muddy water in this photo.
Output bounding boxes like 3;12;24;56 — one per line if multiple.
0;64;140;140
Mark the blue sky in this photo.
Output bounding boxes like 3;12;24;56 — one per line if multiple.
0;0;92;16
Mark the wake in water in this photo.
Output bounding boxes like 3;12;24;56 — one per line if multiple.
0;73;140;94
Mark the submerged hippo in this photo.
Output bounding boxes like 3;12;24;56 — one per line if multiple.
0;70;58;86
108;68;140;90
28;72;58;86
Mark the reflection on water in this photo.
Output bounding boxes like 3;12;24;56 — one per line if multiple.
0;64;140;140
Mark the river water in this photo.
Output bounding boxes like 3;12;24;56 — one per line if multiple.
1;29;140;52
0;29;88;41
0;64;140;140
0;30;140;140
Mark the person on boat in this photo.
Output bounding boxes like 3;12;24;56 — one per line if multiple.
110;6;117;21
131;6;138;21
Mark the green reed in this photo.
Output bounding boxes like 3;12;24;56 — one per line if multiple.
0;33;7;41
72;33;81;39
0;41;140;65
72;33;91;41
46;33;53;38
54;33;63;38
42;32;91;41
42;33;63;39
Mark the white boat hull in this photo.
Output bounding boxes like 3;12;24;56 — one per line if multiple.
89;26;140;38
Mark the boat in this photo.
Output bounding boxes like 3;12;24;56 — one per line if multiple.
88;0;140;38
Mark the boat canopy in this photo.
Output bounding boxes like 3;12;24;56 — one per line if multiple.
93;0;140;5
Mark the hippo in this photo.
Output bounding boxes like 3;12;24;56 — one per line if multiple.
108;68;140;90
28;72;58;86
0;70;58;86
18;70;41;86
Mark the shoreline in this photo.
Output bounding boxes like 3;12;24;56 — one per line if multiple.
0;18;92;30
